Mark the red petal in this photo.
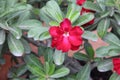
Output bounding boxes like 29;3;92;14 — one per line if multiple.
49;26;63;37
71;45;80;50
60;18;72;32
113;58;120;64
112;58;120;75
76;0;86;6
69;35;83;46
56;37;71;52
69;26;83;36
51;38;58;48
116;68;120;75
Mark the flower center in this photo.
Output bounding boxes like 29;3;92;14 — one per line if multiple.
63;32;69;37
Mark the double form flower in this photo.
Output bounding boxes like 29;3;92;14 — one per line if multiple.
49;18;83;52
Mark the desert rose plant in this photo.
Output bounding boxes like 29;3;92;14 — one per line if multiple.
0;0;120;80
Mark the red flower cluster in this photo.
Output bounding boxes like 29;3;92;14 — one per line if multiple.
112;58;120;75
49;18;83;52
76;0;95;27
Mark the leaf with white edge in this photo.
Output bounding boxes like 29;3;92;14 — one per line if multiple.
97;18;110;38
109;73;120;80
74;13;94;26
45;0;63;23
103;33;120;47
97;59;113;72
50;67;70;78
0;30;5;44
28;27;48;40
53;50;65;65
66;3;81;23
83;1;102;12
96;45;120;57
7;34;24;56
0;22;9;30
114;13;120;25
39;31;51;41
21;38;31;54
76;63;90;80
39;7;51;26
18;20;42;30
9;26;22;39
82;31;98;41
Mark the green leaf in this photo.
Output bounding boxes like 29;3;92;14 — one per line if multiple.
39;7;51;26
73;52;89;61
6;0;18;8
28;27;48;40
44;48;54;62
18;11;31;23
7;34;24;56
21;38;31;54
74;13;94;26
24;54;45;77
82;31;98;41
49;64;55;75
83;1;102;12
109;73;120;80
0;30;5;45
103;33;120;47
16;64;27;77
97;18;110;38
44;62;55;75
49;21;59;26
96;0;106;11
18;19;42;30
44;0;63;23
44;62;50;75
114;13;120;25
0;0;6;14
84;42;94;59
105;0;115;6
76;63;90;80
66;3;81;23
97;59;113;72
9;26;22;39
50;67;70;78
96;45;120;57
100;11;110;19
39;31;51;41
53;50;65;65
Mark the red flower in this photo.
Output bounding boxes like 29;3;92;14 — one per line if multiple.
49;18;83;52
112;58;120;75
76;0;86;6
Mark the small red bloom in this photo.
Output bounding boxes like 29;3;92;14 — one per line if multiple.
112;58;120;75
49;18;83;52
76;0;86;6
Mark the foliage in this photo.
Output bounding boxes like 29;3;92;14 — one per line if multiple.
0;0;120;80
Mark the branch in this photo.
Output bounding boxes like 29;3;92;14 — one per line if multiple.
22;35;47;47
